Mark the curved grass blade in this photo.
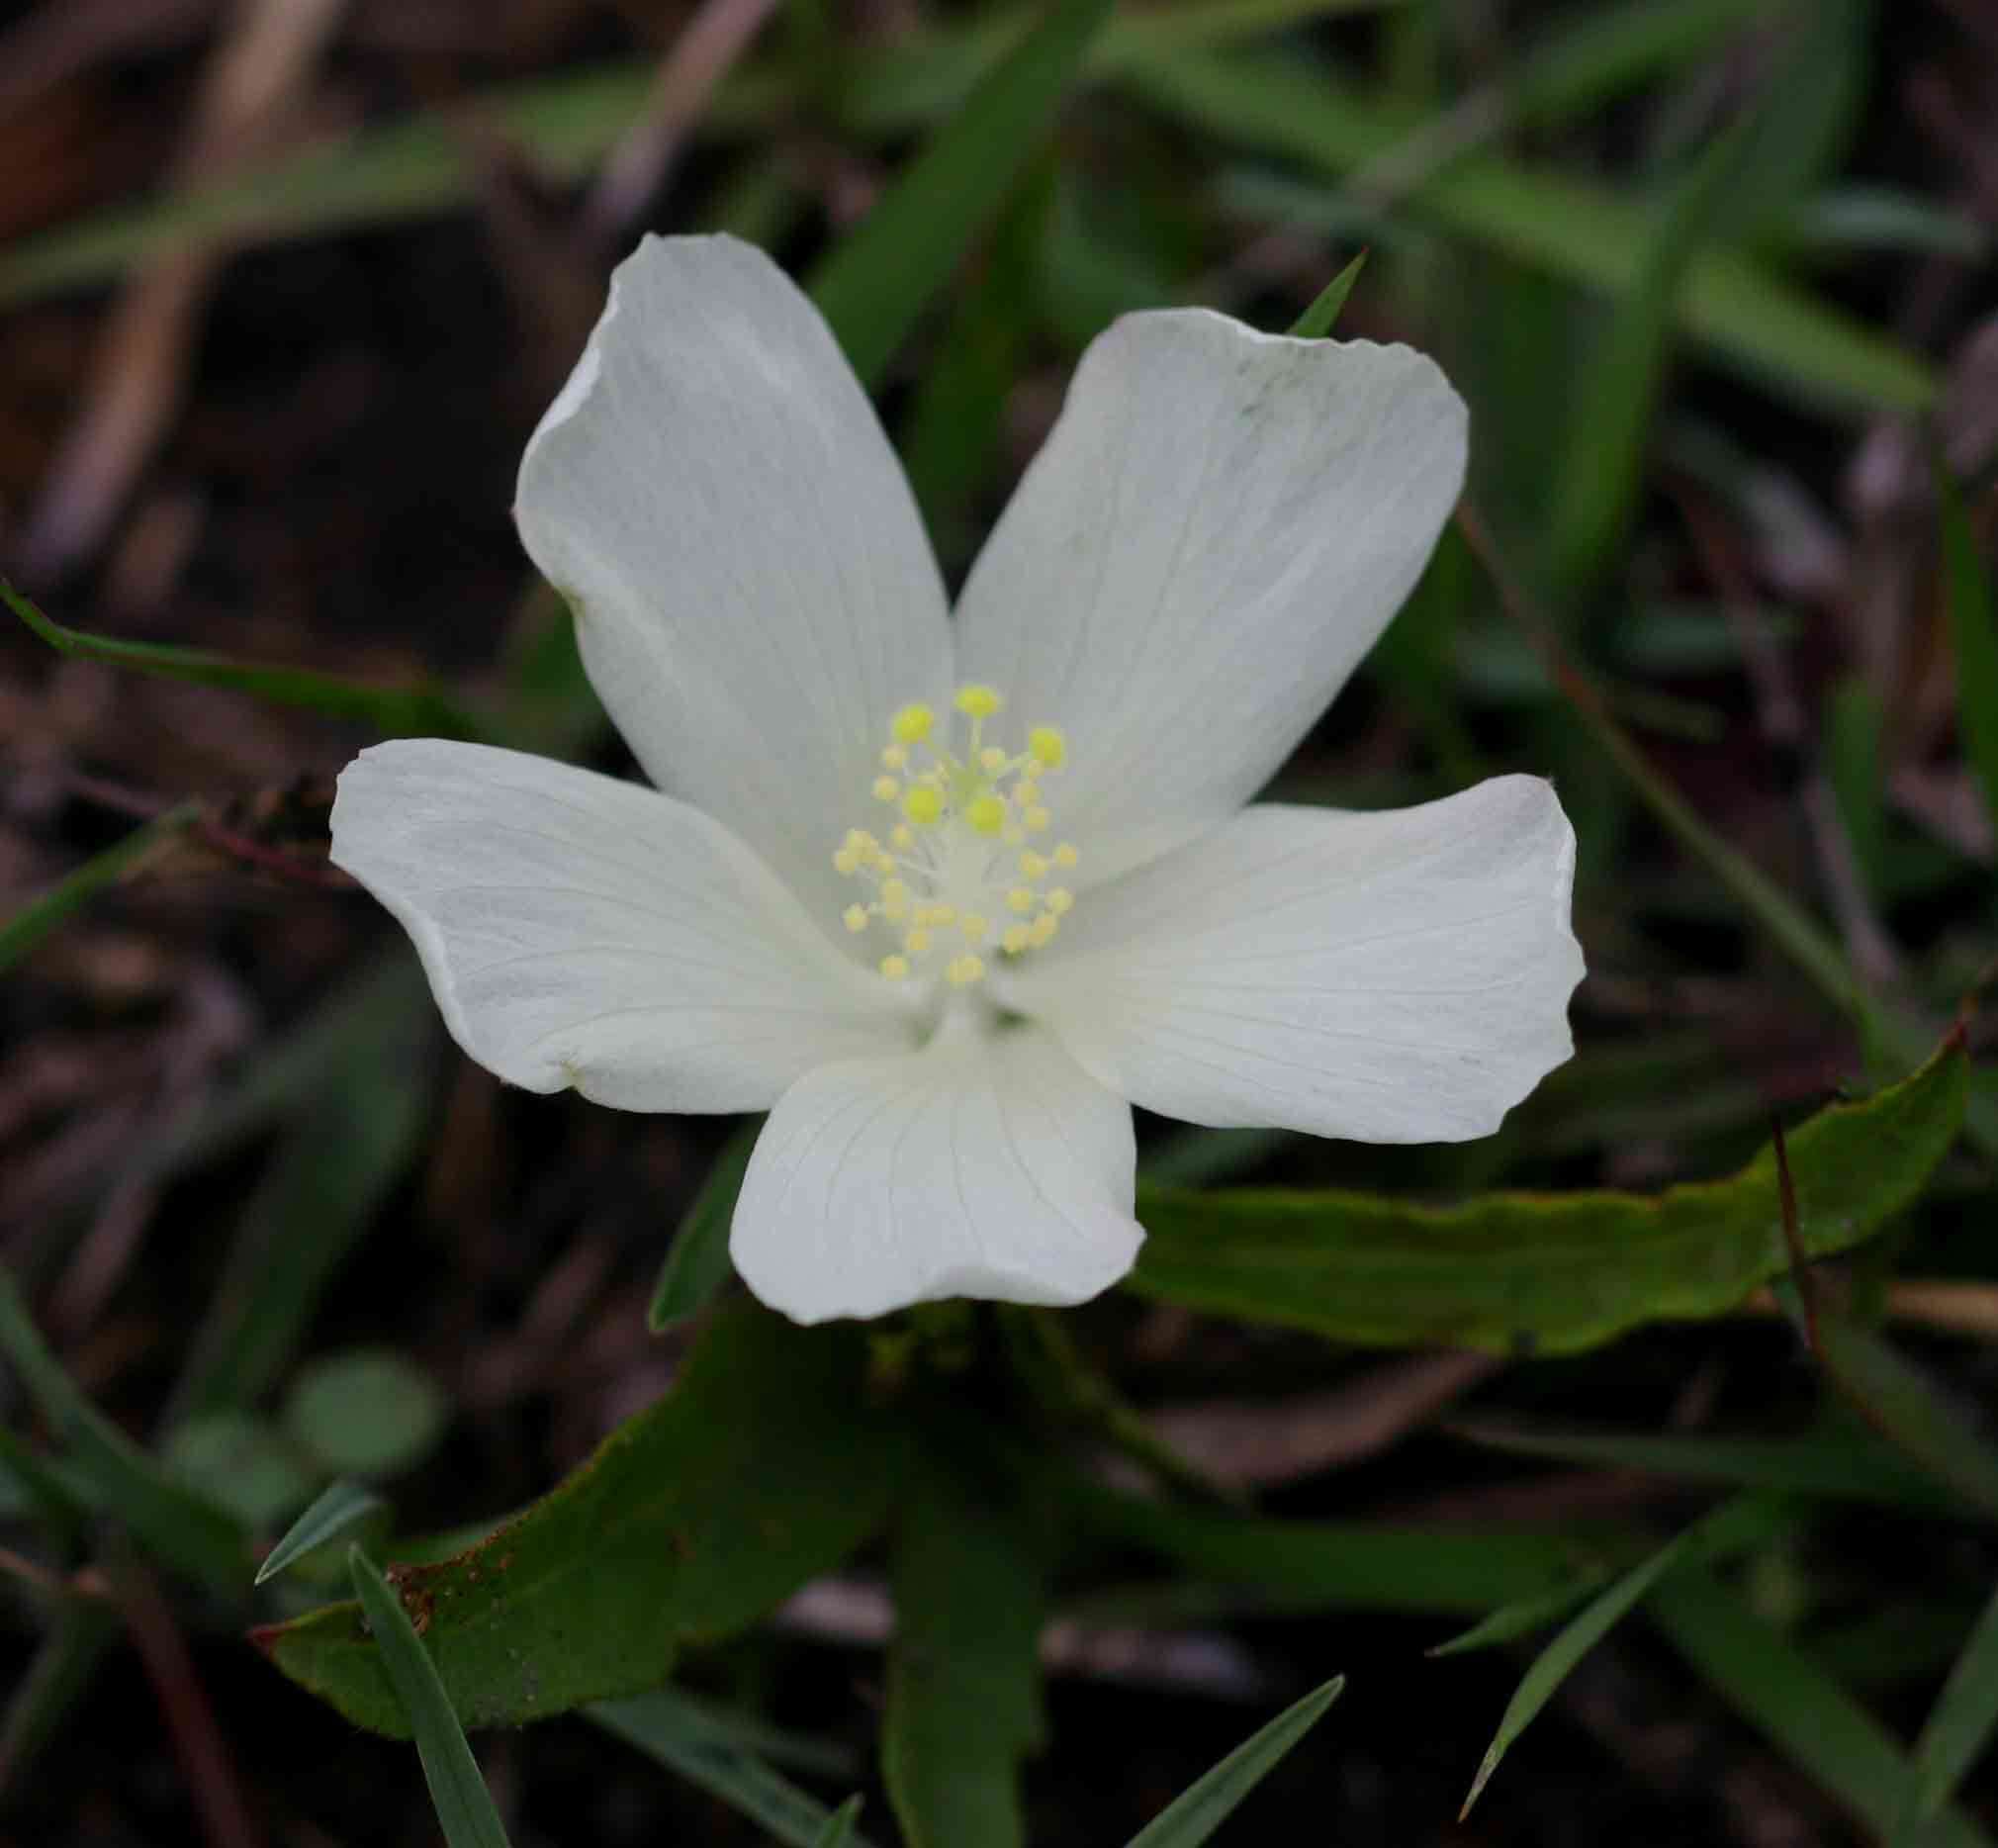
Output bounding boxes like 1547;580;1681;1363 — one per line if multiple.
1937;462;1998;834
3;579;495;741
815;1797;865;1848
1125;1676;1342;1847
1286;249;1366;337
1461;1494;1787;1817
1903;1581;1998;1831
806;0;1112;388
348;1547;511;1848
0;800;202;976
1426;1574;1610;1659
648;1118;759;1331
256;1482;391;1587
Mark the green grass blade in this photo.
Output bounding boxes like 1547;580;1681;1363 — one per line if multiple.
0;1268;245;1589
816;1797;865;1848
0;1598;119;1797
1905;1581;1998;1827
348;1547;512;1848
1426;1576;1610;1658
0;800;202;976
648;1119;759;1331
1937;463;1998;834
1460;1494;1786;1816
806;0;1112;388
1124;1677;1342;1846
591;1693;878;1848
2;579;495;740
256;1482;391;1587
1650;1564;1996;1848
1286;250;1367;336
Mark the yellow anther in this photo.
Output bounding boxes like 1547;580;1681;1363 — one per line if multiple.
1029;915;1058;948
954;684;1002;718
960;914;989;943
1045;888;1073;916
929;904;957;925
905;928;932;955
890;824;914;850
833;847;861;875
879;954;910;980
1052;842;1079;869
966;793;1007;835
880;877;909;911
1019;851;1048;879
1007;886;1036;914
880;743;909;771
869;846;896;873
1001;923;1032;955
1029;726;1067;769
1024;805;1051;833
979;746;1008;774
871;775;900;802
892;703;936;743
946;954;986;986
1017;781;1042;809
843;904;869;933
903;785;943;826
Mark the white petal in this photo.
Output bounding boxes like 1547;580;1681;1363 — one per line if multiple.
329;740;916;1112
515;234;953;925
732;1021;1141;1324
1001;778;1582;1143
953;311;1467;883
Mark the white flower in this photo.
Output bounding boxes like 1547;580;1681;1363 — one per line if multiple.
330;234;1583;1326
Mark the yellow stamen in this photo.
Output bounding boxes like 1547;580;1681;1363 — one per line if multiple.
843;904;869;933
892;702;936;743
872;775;900;802
1029;726;1067;769
954;685;1002;718
903;785;943;826
879;954;910;980
965;793;1007;836
946;954;986;986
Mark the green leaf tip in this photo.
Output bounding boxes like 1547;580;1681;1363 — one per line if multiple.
1286;250;1367;338
256;1480;389;1586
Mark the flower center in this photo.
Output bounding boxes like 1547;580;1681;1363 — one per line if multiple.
832;685;1077;987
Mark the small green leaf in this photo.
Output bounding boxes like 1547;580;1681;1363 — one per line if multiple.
648;1119;759;1331
816;1796;866;1848
1;579;495;740
1937;463;1998;834
1462;1495;1787;1816
1129;1035;1965;1354
1905;1581;1998;1828
257;1307;906;1734
348;1547;512;1848
0;800;202;976
590;1692;879;1848
1285;249;1366;337
1125;1676;1342;1846
257;1482;391;1587
284;1350;448;1480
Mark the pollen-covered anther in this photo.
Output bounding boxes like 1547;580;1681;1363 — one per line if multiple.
872;776;900;802
946;954;986;986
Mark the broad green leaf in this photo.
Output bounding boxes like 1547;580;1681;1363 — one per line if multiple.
806;0;1112;388
0;1268;246;1589
1125;1677;1342;1846
1129;1036;1964;1353
1286;249;1367;336
1461;1495;1787;1815
882;1455;1048;1848
591;1691;879;1848
284;1350;448;1480
1938;464;1998;835
255;1307;905;1735
1119;49;1935;415
1450;1420;1972;1514
647;1119;759;1332
257;1482;391;1586
1650;1564;1996;1848
1905;1581;1998;1828
0;800;201;976
348;1548;512;1848
1;579;495;741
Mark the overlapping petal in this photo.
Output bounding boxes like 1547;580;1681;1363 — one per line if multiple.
731;1022;1142;1324
953;311;1468;884
329;740;917;1113
999;777;1581;1143
514;234;954;928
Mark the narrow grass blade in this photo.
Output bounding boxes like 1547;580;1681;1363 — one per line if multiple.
0;1269;245;1589
256;1482;389;1587
1286;250;1366;336
591;1693;878;1848
648;1118;759;1331
1426;1575;1610;1658
348;1546;511;1848
815;1797;865;1848
807;0;1112;387
1904;1581;1998;1827
0;1598;118;1796
0;800;202;976
1461;1494;1785;1816
2;579;494;740
1650;1564;1996;1848
1937;463;1998;834
1124;1676;1342;1846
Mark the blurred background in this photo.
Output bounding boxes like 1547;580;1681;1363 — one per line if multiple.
2;0;1996;1843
